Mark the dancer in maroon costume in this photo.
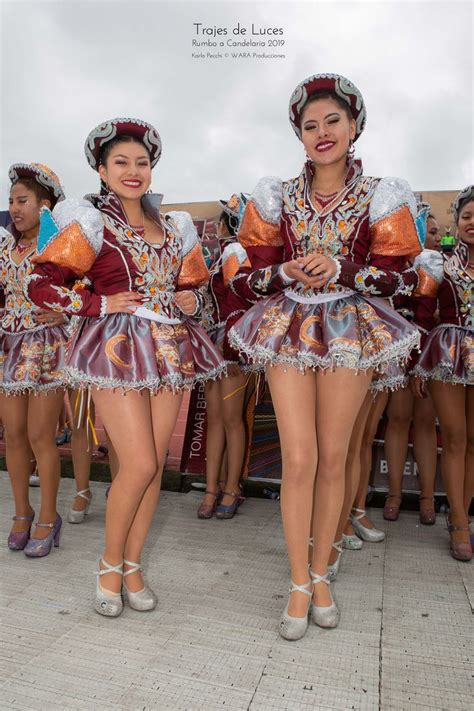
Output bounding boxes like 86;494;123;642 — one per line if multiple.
412;186;473;561
1;163;68;557
228;74;423;639
28;118;226;616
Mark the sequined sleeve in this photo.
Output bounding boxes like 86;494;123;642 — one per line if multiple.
27;199;104;317
228;176;286;303
411;249;443;335
335;177;422;297
166;211;209;317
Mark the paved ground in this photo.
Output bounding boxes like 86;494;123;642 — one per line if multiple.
0;475;472;710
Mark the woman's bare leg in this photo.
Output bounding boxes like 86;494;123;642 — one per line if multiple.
465;387;474;516
266;366;318;617
328;391;373;563
429;382;469;543
347;391;389;533
92;389;158;593
220;369;250;504
27;391;66;537
312;369;372;606
385;387;414;506
412;393;438;506
69;390;94;512
123;390;183;591
201;379;226;508
105;430;119;480
0;394;34;533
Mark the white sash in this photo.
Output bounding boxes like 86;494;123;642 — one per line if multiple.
132;305;182;325
284;288;355;305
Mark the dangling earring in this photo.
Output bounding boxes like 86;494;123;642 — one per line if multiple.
347;139;355;160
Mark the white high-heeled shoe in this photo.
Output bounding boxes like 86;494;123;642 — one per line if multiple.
342;532;363;550
279;580;312;641
327;539;343;582
122;560;157;612
350;507;385;542
310;570;339;628
95;559;123;617
67;488;92;524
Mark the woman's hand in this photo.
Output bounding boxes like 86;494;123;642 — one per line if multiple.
282;255;337;288
410;376;426;399
298;253;338;287
174;290;198;315
106;291;144;314
34;309;67;326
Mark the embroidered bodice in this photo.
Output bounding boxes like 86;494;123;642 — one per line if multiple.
227;160;423;303
0;229;47;335
27;195;209;321
413;245;473;331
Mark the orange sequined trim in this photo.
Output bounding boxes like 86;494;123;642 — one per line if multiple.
370;206;420;257
223;253;250;287
413;269;440;297
178;243;209;288
32;222;96;275
238;202;283;248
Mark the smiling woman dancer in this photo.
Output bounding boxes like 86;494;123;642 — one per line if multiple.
412;186;474;561
28;118;225;616
0;163;68;557
228;74;423;639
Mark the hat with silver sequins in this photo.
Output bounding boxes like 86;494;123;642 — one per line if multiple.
84;117;162;171
289;73;366;141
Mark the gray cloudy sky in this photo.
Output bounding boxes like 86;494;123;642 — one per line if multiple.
0;0;472;207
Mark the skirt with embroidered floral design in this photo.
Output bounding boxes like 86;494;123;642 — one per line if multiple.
64;313;226;393
228;291;420;381
0;326;69;394
412;324;473;386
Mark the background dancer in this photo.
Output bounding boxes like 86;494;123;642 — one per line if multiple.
1;163;68;557
412;186;474;560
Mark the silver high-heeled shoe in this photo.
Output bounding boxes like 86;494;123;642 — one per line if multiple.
122;560;157;612
67;488;92;524
342;532;363;550
350;507;385;542
279;580;312;641
95;559;123;617
310;570;339;628
327;539;343;582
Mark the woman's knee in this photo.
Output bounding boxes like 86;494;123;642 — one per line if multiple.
4;425;29;449
317;446;348;478
28;426;56;451
441;426;467;454
282;449;317;486
122;458;158;489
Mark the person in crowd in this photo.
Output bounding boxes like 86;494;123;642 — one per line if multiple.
383;209;439;525
1;163;68;556
412;185;473;561
228;74;423;639
28;118;226;616
197;196;253;519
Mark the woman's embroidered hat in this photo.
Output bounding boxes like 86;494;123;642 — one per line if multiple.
8;162;65;201
289;73;366;141
84;117;162;170
453;185;474;223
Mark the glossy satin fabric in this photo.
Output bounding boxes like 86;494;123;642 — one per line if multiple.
229;291;419;374
414;325;473;386
65;313;226;393
0;326;68;393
